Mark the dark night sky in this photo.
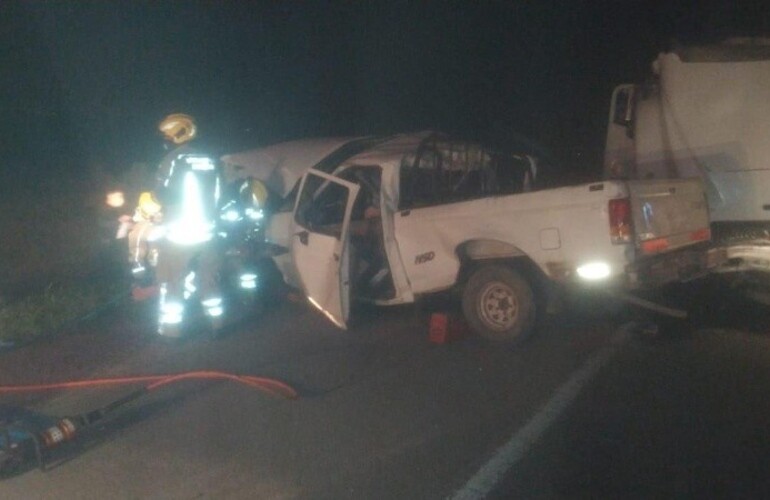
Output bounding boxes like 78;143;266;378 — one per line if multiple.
1;1;768;185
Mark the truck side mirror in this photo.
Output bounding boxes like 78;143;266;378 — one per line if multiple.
612;87;635;127
612;86;636;139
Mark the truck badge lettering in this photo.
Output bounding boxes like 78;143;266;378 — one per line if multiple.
415;251;435;265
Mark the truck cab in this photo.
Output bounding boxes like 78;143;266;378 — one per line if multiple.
605;39;770;302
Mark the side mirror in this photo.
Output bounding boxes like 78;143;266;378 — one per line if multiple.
612;87;635;126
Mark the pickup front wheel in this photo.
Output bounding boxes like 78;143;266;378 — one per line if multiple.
462;265;536;345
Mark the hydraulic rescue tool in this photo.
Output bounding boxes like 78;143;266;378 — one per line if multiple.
0;371;297;478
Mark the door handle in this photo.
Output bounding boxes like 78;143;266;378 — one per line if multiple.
295;230;309;245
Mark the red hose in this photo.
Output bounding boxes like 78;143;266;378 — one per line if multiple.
0;371;298;400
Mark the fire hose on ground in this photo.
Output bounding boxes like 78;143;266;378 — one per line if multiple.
0;371;298;477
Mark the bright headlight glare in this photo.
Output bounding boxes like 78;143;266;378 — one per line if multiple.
105;191;125;208
576;262;611;280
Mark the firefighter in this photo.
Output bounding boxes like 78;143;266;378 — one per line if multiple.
217;176;271;300
125;191;162;280
153;113;226;338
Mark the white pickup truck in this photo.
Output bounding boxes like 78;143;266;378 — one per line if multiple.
223;131;722;344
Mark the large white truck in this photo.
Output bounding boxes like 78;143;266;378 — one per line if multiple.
604;38;770;303
224;132;722;344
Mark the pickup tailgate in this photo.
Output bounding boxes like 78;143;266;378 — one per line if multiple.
628;178;711;255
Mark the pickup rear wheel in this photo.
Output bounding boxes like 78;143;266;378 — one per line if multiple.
462;265;536;345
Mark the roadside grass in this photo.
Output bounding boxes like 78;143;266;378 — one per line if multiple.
0;173;131;345
0;173;114;293
0;278;127;344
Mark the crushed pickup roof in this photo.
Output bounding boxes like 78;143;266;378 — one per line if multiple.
221;137;361;197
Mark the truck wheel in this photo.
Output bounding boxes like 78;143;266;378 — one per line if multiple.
462;265;536;345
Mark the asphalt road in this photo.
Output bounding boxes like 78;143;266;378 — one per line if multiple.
1;288;769;499
489;294;770;499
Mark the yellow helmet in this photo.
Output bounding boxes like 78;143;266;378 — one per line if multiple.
158;113;197;144
137;191;162;217
250;179;269;208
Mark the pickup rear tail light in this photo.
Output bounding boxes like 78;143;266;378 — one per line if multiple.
609;198;632;244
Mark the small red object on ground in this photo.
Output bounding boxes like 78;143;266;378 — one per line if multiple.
429;312;466;344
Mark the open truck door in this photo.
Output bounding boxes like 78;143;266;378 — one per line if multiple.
291;169;360;329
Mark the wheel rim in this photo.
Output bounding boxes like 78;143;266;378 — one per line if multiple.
477;281;519;331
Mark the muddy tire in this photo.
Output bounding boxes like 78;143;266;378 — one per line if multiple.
461;265;536;345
